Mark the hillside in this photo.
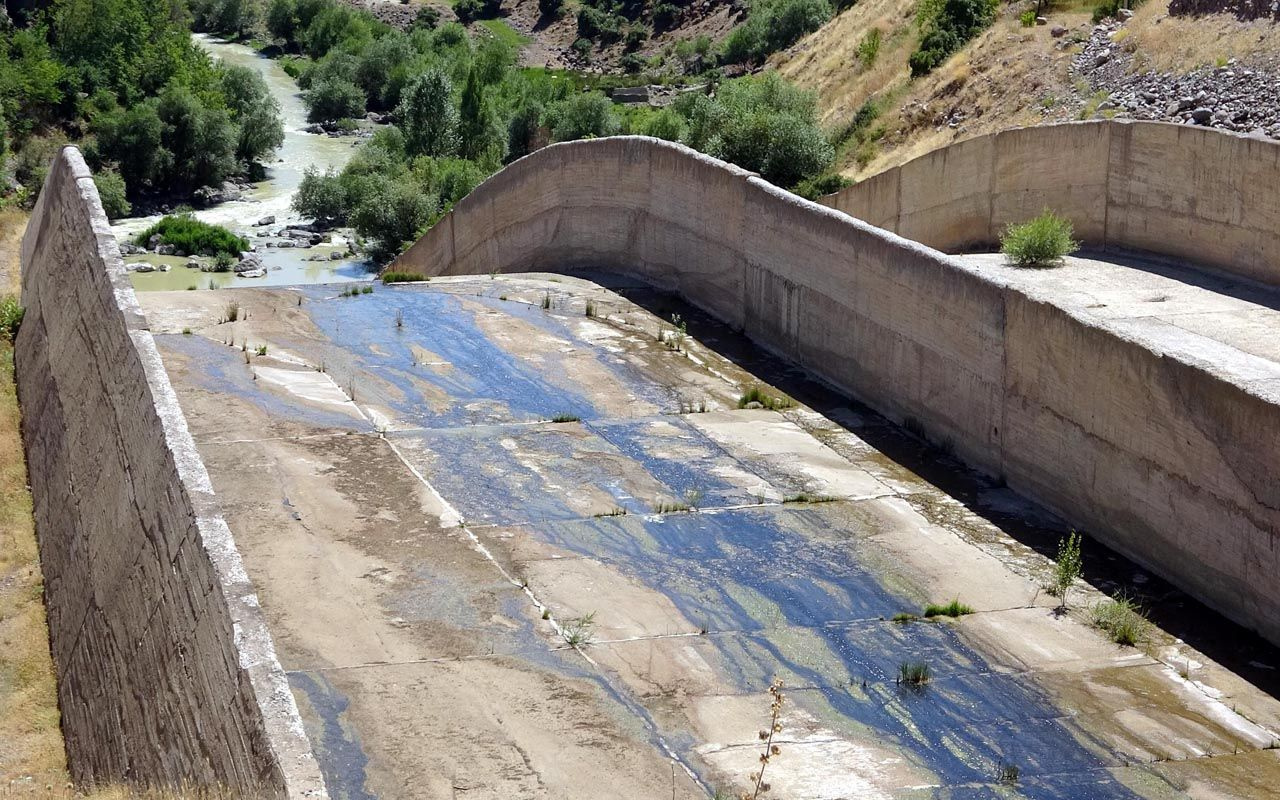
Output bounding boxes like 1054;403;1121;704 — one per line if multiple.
774;0;1280;178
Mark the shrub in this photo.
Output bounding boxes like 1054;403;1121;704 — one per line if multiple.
793;172;851;200
293;168;349;226
1001;210;1079;267
721;0;832;64
857;27;881;68
213;251;236;272
1019;8;1036;25
652;2;680;31
1047;531;1083;607
538;0;564;17
134;215;248;257
93;170;132;220
0;296;24;342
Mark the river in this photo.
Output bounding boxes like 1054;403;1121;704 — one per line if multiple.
115;35;370;291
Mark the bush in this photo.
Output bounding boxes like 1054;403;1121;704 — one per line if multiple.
381;270;429;283
134;215;248;257
0;296;24;342
721;0;832;64
548;92;619;141
1001;210;1079;267
293;169;349;226
455;0;500;21
538;0;564;17
793;172;850;200
93;170;132;219
652;2;680;31
857;27;881;68
305;77;366;122
909;0;997;77
1091;594;1148;646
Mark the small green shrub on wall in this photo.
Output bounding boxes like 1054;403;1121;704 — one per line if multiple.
1000;210;1079;267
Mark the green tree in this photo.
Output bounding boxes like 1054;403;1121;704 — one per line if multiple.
355;32;414;111
305;77;366;122
157;84;237;190
92;169;132;219
267;0;298;42
457;68;502;162
1050;532;1083;609
95;100;172;191
293;168;349;226
398;67;458;158
548;92;618;141
220;65;285;165
351;176;438;260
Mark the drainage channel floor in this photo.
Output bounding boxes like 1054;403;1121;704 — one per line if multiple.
138;275;1280;800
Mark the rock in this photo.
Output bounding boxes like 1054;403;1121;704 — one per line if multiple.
277;240;295;248
1051;25;1068;36
134;263;156;273
156;244;176;255
1035;15;1047;24
328;251;344;260
744;401;764;409
239;268;267;279
185;259;201;270
1191;107;1213;124
1117;7;1133;18
148;234;163;248
255;215;276;226
1095;49;1111;66
1165;100;1182;116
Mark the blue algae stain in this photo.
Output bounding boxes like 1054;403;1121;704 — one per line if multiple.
156;333;372;432
529;508;1141;798
288;671;377;800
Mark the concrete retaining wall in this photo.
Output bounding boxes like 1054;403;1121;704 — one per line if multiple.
823;120;1280;288
393;135;1280;646
15;148;326;797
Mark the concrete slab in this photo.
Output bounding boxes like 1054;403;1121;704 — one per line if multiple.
135;277;1280;800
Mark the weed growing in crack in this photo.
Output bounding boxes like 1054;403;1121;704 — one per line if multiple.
541;292;552;310
743;677;784;800
550;413;581;423
923;599;974;618
593;507;628;517
1047;531;1083;609
897;661;931;690
225;302;240;323
996;760;1020;785
562;612;596;648
395;308;404;328
891;613;920;624
738;386;794;411
655;500;692;514
585;299;597;318
181;328;192;335
782;493;838;504
1091;592;1149;646
541;608;551;620
666;313;687;351
255;345;268;356
682;488;705;510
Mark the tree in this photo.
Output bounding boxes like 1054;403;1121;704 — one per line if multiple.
304;77;366;122
351;176;438;260
293;168;349;226
95;100;172;191
220;65;285;165
355;32;414;111
457;68;501;162
397;67;458;158
267;0;298;43
157;84;237;190
93;169;132;219
548;92;618;141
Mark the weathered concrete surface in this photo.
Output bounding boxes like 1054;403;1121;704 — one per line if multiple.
137;277;1280;799
389;136;1280;650
823;120;1280;289
14;148;325;796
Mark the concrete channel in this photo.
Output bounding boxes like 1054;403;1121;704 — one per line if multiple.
135;274;1280;799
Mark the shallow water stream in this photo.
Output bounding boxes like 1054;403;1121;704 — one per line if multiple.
115;35;370;290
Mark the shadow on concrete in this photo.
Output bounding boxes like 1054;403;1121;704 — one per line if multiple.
593;271;1280;704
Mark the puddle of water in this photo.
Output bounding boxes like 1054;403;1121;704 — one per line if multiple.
288;671;376;800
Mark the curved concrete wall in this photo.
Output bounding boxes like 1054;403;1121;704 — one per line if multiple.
393;135;1280;646
821;120;1280;288
15;149;326;797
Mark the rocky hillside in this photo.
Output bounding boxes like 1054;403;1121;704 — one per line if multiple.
775;0;1280;178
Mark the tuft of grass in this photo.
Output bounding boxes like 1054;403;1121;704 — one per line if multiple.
738;386;795;411
1091;593;1149;646
655;500;692;513
255;345;268;356
891;612;920;624
562;612;596;647
224;302;240;323
996;760;1020;785
1001;210;1079;268
541;292;552;310
584;299;597;318
381;270;430;283
593;507;628;517
898;661;932;689
923;599;974;618
0;295;24;341
782;492;838;504
550;413;581;423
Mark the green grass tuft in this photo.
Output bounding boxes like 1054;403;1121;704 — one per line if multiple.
134;214;248;257
381;270;430;284
923;599;974;618
1000;210;1080;268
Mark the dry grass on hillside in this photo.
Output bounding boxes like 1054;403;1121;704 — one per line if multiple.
776;0;1280;179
